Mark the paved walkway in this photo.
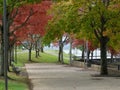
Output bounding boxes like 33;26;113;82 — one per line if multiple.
25;63;120;90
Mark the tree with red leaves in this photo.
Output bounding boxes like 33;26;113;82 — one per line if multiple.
0;0;48;76
12;1;52;61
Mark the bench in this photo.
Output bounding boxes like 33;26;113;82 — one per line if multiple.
12;64;21;75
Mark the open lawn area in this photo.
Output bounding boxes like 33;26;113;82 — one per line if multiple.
16;50;69;66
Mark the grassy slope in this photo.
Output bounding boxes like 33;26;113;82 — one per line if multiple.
16;50;69;66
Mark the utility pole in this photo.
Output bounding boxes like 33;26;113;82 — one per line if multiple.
3;0;8;90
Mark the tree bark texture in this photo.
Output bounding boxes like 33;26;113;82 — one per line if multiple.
69;37;72;65
100;36;109;75
58;39;64;64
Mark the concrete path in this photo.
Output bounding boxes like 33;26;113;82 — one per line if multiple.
25;63;120;90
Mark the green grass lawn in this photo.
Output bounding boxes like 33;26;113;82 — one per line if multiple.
0;79;28;90
16;50;69;66
45;49;70;57
43;50;70;64
0;72;29;90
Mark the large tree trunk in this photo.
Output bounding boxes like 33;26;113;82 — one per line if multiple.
100;36;109;75
0;29;4;76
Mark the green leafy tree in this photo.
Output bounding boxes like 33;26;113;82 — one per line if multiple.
44;0;70;63
79;0;120;75
44;0;80;64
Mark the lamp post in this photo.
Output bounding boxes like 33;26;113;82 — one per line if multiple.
3;0;8;90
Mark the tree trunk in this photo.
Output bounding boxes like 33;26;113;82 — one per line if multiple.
7;47;11;72
58;44;61;63
35;41;38;58
69;37;72;65
35;50;40;58
88;50;90;59
110;53;113;63
9;48;12;66
7;61;10;72
91;51;93;60
0;29;4;76
35;50;38;58
38;49;40;56
58;39;64;64
60;42;64;64
9;46;14;66
0;53;2;75
14;45;17;63
39;37;44;53
82;45;84;59
100;36;109;75
0;46;4;76
11;47;14;62
8;46;14;66
40;46;44;53
28;48;32;61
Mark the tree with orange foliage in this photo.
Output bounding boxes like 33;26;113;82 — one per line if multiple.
12;1;52;61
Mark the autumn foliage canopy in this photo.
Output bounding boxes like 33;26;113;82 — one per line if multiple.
10;0;52;43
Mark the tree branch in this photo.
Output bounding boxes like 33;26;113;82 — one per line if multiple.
94;30;100;41
62;35;69;44
10;8;34;35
